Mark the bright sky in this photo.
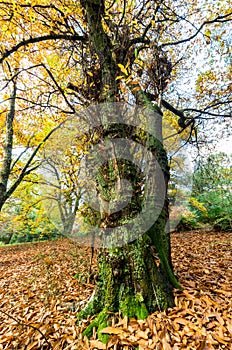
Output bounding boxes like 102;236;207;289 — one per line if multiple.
216;137;232;155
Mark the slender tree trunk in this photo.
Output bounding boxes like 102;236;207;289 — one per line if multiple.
3;231;14;244
0;82;17;211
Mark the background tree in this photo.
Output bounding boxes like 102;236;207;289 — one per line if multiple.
38;129;87;236
0;176;59;244
0;70;65;211
0;0;231;340
191;152;232;231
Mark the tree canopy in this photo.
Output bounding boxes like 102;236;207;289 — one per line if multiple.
0;0;231;211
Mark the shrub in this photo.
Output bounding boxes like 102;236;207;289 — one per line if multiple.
174;211;201;232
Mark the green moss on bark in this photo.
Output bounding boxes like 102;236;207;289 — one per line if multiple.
120;295;149;320
82;310;109;343
78;233;178;339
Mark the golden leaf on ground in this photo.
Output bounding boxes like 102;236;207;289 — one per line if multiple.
136;329;149;340
89;340;106;349
0;231;231;349
100;326;124;335
26;341;39;350
43;257;53;265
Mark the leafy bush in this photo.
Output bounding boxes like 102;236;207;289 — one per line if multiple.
9;226;60;244
175;211;201;232
190;153;232;231
0;205;61;245
213;215;232;232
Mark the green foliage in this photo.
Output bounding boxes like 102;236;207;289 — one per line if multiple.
173;153;232;232
175;210;201;232
213;215;231;232
0;210;60;244
190;153;232;231
0;182;61;244
9;214;60;244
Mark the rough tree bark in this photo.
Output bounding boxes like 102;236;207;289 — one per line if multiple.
77;0;181;341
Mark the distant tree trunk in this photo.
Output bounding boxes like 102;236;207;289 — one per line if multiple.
3;231;14;244
78;0;181;339
62;202;80;236
0;82;16;212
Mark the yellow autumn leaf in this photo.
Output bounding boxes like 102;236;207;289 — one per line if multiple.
118;63;128;75
115;75;124;80
44;257;53;265
132;86;141;92
130;80;140;85
125;59;130;69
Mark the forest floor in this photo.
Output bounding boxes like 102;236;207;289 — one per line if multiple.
0;230;231;350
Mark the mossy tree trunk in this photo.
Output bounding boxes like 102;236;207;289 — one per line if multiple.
79;233;176;341
78;126;181;340
79;0;181;339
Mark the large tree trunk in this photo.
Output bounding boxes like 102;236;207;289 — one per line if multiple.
78;122;181;340
78;0;181;339
79;233;175;341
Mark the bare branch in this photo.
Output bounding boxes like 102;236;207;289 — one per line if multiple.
0;309;52;349
161;12;232;47
0;34;87;64
5;119;67;201
183;108;231;119
41;63;76;113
